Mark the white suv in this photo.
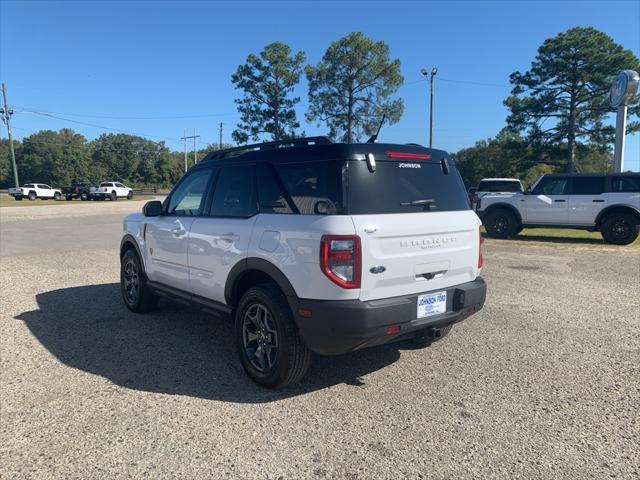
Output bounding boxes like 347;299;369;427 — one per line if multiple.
477;173;640;245
120;138;486;387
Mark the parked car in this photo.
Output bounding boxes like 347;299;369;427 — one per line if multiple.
476;172;640;245
8;183;62;201
94;182;133;201
61;182;97;201
119;137;487;388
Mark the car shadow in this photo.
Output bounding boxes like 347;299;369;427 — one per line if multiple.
16;283;401;403
483;232;607;246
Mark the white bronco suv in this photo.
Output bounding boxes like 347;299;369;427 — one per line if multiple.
120;137;487;387
477;173;640;245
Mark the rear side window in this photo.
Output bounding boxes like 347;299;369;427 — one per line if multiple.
256;163;294;214
210;165;257;217
572;177;604;194
478;180;522;192
274;162;344;215
611;176;640;193
347;160;469;214
100;183;112;187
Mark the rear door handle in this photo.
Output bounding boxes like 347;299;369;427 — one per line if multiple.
554;199;566;203
592;199;605;203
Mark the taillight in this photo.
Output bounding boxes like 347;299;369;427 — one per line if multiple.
320;235;361;289
478;227;485;268
75;187;80;193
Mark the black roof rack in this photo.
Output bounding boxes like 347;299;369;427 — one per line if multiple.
204;136;333;161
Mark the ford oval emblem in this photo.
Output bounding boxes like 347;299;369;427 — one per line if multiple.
370;265;386;274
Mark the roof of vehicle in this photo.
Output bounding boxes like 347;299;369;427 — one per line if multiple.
542;172;640;177
198;136;451;166
478;178;521;182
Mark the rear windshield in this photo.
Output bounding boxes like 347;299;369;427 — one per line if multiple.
347;160;469;214
478;180;522;192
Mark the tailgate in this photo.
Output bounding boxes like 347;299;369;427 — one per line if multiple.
351;211;481;301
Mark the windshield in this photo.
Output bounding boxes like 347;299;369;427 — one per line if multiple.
347;159;469;214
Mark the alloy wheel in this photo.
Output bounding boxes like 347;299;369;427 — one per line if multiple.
242;303;279;373
123;259;139;305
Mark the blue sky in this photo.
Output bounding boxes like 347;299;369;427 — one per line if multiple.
1;0;639;171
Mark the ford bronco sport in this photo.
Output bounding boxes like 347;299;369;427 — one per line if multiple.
120;137;487;388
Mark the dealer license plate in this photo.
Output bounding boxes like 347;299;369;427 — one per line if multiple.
417;291;447;318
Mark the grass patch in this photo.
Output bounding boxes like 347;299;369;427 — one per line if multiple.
0;195;148;207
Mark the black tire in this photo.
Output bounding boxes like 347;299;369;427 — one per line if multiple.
601;213;639;245
53;192;61;201
80;192;88;201
127;191;133;200
484;209;519;238
28;191;37;201
120;249;158;313
235;284;311;388
410;325;453;348
110;191;117;201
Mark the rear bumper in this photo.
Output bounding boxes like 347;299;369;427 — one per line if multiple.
294;277;486;355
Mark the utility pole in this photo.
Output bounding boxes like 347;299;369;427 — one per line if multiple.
218;122;223;149
193;128;199;165
1;83;19;188
180;130;200;171
181;130;188;172
420;67;438;148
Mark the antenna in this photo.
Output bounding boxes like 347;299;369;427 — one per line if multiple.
366;113;386;144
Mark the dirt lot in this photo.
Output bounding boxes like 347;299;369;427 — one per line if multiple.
1;202;639;479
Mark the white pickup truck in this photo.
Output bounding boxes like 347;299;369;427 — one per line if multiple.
9;183;62;201
476;173;640;245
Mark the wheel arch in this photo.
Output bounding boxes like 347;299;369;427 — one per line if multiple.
595;205;640;229
225;258;298;309
483;202;523;224
120;234;146;270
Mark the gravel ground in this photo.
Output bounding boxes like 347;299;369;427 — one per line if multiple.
1;204;639;479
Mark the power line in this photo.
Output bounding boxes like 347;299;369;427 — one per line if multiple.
15;107;239;120
20;110;181;143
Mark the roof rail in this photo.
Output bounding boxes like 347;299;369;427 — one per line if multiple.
205;136;333;161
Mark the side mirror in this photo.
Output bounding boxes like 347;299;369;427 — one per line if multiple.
142;200;162;217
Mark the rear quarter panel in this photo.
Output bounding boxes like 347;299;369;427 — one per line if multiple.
248;214;360;301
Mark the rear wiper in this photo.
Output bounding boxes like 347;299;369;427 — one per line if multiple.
400;199;436;210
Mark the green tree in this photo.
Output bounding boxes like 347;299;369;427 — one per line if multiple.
232;42;306;143
90;133;171;185
20;129;90;186
504;27;640;172
305;32;404;142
